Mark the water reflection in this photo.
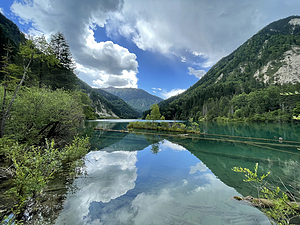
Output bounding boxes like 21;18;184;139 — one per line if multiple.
56;133;270;224
165;134;300;198
200;121;300;142
190;162;208;174
55;151;138;224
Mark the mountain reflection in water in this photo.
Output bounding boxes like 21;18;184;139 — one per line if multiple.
55;120;289;224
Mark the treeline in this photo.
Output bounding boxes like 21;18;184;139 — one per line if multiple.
157;83;300;122
129;104;200;133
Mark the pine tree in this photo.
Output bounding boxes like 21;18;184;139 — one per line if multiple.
49;31;77;90
50;32;76;71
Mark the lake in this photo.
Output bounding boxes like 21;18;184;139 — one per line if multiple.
55;120;300;225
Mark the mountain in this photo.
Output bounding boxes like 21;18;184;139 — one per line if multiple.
0;13;26;66
78;80;139;119
94;88;140;118
0;13;25;46
101;87;163;114
158;15;300;122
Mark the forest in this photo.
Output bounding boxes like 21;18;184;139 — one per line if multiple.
0;14;93;224
154;16;300;122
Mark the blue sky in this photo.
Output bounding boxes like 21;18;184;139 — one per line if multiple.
0;0;300;99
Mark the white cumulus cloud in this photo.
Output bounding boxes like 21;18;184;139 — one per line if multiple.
9;0;300;88
188;67;206;79
106;0;266;66
161;88;186;99
11;0;139;88
106;0;300;67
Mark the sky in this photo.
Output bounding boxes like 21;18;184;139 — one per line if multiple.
0;0;300;99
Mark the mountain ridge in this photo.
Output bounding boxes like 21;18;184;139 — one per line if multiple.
158;15;300;122
78;80;140;119
101;87;163;114
94;88;140;118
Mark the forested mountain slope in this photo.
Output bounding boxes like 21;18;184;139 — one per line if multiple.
94;88;140;118
0;13;25;72
78;81;139;119
159;15;300;122
102;87;163;114
0;13;25;46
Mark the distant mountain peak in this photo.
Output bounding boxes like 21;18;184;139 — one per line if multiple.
101;87;163;113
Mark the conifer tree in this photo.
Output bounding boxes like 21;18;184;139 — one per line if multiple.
50;31;76;71
49;31;77;90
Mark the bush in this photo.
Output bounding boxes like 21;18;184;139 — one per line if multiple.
4;87;84;144
233;163;300;224
2;136;90;223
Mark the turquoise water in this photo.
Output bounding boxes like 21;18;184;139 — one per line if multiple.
55;120;300;225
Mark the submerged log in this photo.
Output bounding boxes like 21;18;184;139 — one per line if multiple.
234;196;300;211
93;128;130;133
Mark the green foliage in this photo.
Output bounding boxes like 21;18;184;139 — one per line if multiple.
50;32;76;72
128;121;200;134
150;103;161;120
0;135;16;157
60;135;90;166
5;141;62;222
0;13;24;46
0;38;60;138
129;106;200;133
0;15;93;224
233;163;300;224
261;187;299;225
3;86;84;144
0;31;76;92
232;163;270;183
73;90;97;120
2;136;90;224
25;31;78;91
292;101;300;120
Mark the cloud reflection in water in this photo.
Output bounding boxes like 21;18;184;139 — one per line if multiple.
56;139;270;225
55;150;138;224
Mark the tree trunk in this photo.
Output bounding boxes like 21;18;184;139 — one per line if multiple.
0;57;32;138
